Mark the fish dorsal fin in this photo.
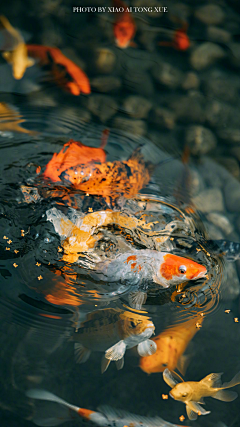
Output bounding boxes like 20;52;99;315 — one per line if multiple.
200;373;223;388
97;406;173;426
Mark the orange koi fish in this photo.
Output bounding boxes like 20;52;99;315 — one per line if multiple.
159;23;190;51
27;45;91;95
60;146;154;200
113;0;136;48
43;137;107;182
140;316;203;374
27;389;187;427
0;102;37;135
0;16;34;79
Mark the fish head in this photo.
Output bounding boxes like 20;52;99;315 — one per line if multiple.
120;311;155;340
170;382;193;402
156;254;207;287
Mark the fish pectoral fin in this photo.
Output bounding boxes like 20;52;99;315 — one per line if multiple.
198;398;205;404
186;404;198;420
128;291;147;310
101;357;111;373
105;340;126;361
115;357;124;370
177;354;191;376
200;372;223;388
163;369;180;388
74;343;91;364
187;401;211;416
212;390;238;402
137;339;157;357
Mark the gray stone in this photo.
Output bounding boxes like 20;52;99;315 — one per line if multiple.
87;95;118;123
224;179;240;212
152;107;176;129
215;157;240;179
190;43;226;71
203;221;224;240
203;71;239;103
122;96;152;119
218;129;240;144
206;100;240;130
193;188;225;213
185;126;217;155
124;71;154;96
221;262;240;301
206;212;234;236
91;76;121;92
207;26;232;44
228;43;240;68
182;72;200;90
152;62;183;88
112;117;147;137
168;91;206;123
195;4;225;25
94;48;116;74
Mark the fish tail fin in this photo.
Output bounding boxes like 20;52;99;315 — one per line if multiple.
222;371;240;389
212;390;238;402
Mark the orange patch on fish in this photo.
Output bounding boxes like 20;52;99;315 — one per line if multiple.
39;313;62;319
131;262;137;269
126;255;137;263
160;254;206;281
113;0;136;48
77;408;95;419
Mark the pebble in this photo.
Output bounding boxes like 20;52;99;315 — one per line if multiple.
190;43;226;71
215;157;240;179
124;71;154;96
193;188;225;213
203;221;224;240
185;126;217;156
94;48;116;74
206;100;240;130
152;62;183;88
224;179;240;213
87;95;118;123
195;4;225;25
203;71;239;104
206;212;234;236
91;76;121;92
112;117;147;137
122;96;152;119
207;26;232;44
151;107;175;129
168;91;206;123
181;72;200;90
228;43;240;68
221;262;240;301
219;129;240;144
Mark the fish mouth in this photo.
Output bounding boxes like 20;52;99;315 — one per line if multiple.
197;268;207;279
169;391;174;399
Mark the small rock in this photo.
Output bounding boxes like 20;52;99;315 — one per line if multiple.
206;100;240;130
113;117;147;137
91;76;121;92
228;43;240;68
87;95;118;123
94;48;116;74
224;179;240;212
168;91;206;123
206;212;234;236
152;62;183;88
182;72;200;90
207;26;232;44
193;188;225;213
185;126;217;155
215;157;240;179
122;96;152;119
203;71;239;103
195;4;225;25
219;129;240;144
203;221;224;240
190;43;226;71
124;71;154;96
152;107;175;129
221;262;240;301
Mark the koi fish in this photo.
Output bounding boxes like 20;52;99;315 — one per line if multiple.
0;16;34;79
0;102;37;135
163;368;240;420
60;146;155;201
26;388;187;427
72;307;156;373
159;23;190;51
113;0;136;48
27;45;91;95
140;317;203;374
43;138;107;182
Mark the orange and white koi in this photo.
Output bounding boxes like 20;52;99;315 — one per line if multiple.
27;44;91;95
140;317;203;374
113;0;136;48
159;23;190;51
0;16;34;79
26;388;188;427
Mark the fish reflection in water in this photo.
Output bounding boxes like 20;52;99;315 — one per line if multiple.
140;316;203;375
72;308;156;373
163;368;240;420
0;102;37;135
26;388;187;427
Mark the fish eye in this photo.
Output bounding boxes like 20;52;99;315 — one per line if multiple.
182;392;188;397
130;321;136;328
179;265;187;274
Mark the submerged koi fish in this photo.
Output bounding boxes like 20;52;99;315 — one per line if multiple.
72;307;156;373
0;15;34;79
0;102;37;135
26;389;187;427
60;146;154;200
43;138;107;182
159;23;190;51
140;317;203;374
113;0;136;48
163;369;240;420
27;44;91;95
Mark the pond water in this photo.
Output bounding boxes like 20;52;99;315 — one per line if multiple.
1;1;240;427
